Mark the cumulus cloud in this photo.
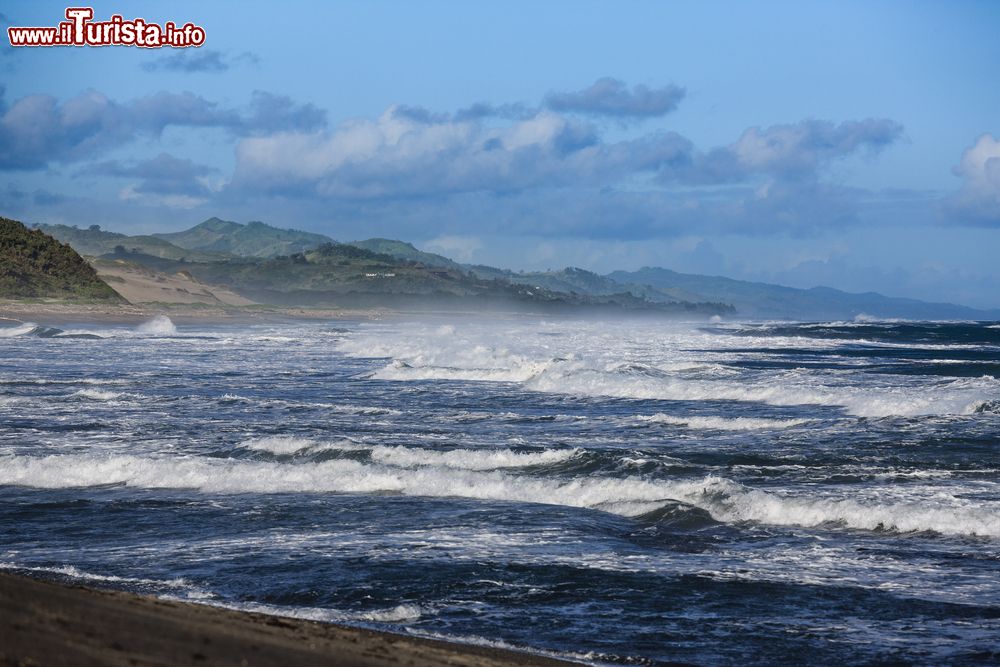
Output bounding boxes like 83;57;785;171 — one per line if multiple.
0;89;222;169
230;105;692;198
453;102;534;121
1;79;911;239
545;77;685;119
686;119;903;183
948;133;1000;225
0;88;325;170
227;104;900;231
243;91;326;135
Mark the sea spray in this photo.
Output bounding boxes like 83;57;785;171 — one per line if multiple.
137;315;178;335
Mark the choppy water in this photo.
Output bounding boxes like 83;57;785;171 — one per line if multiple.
1;316;999;665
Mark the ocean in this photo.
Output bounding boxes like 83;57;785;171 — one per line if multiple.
1;315;998;665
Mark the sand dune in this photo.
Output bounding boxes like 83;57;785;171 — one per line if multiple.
92;259;257;306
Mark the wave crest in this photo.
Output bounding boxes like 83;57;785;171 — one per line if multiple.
240;437;580;470
2;453;996;538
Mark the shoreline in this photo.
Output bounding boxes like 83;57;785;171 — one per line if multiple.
0;572;579;667
0;299;725;327
0;300;386;326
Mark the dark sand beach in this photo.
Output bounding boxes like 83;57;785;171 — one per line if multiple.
0;573;576;667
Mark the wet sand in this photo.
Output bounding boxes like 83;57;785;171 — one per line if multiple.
0;573;577;667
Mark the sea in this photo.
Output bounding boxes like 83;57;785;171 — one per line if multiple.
1;315;998;665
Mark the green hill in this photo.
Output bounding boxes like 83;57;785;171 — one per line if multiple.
0;217;124;302
347;238;462;269
35;223;229;262
154;218;333;258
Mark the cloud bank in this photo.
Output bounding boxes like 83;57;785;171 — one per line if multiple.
0;77;919;237
0;88;324;170
230;105;693;198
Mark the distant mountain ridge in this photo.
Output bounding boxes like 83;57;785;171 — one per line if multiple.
95;242;729;315
606;267;1000;320
0;217;123;302
466;266;708;304
361;239;1000;320
26;216;1000;319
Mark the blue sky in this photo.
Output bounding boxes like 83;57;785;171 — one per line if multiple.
3;1;1000;307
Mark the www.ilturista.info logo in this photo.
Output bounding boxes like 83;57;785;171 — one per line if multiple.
7;7;206;48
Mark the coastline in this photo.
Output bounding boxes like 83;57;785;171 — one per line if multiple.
0;300;386;326
0;572;579;667
0;299;705;327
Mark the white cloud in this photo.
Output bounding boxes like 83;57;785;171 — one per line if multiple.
230;105;690;199
949;133;1000;224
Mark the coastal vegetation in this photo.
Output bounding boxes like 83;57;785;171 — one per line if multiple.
0;217;124;302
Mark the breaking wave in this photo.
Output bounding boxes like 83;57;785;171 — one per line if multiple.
0;562;192;590
373;353;997;418
2;453;996;537
0;323;100;339
337;319;1000;418
70;389;123;401
218;599;426;625
0;322;39;338
240;436;580;470
636;414;813;430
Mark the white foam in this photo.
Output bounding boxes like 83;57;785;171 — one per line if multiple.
0;323;37;338
240;435;362;456
358;604;425;623
70;389;122;401
368;445;579;470
0;562;192;589
637;414;811;430
137;315;177;335
338;321;1000;417
0;377;127;386
703;479;1000;537
2;453;997;537
214;599;425;625
240;437;579;470
524;362;999;418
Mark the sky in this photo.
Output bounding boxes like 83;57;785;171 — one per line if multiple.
2;1;1000;308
